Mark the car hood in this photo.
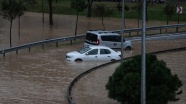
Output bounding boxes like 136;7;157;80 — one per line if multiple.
125;40;132;44
116;51;121;55
66;51;82;56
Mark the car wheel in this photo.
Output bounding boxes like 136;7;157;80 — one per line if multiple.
125;46;131;51
75;59;83;61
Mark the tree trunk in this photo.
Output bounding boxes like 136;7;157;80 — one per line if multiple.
137;4;140;36
10;20;12;47
102;17;105;30
146;2;148;21
48;0;53;25
87;0;93;17
87;3;92;17
75;12;79;36
18;17;20;38
146;0;151;21
42;0;44;23
166;16;169;33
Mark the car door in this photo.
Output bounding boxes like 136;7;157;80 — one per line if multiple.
84;49;98;61
98;49;111;61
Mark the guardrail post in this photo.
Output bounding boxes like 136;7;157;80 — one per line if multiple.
29;47;31;52
56;42;58;47
176;27;179;33
137;32;139;36
3;51;5;58
160;29;162;34
129;32;131;37
70;40;72;45
42;44;44;49
16;50;18;54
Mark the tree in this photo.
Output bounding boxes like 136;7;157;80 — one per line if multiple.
164;3;175;32
138;0;151;21
0;0;24;47
132;1;142;35
137;2;142;29
71;0;87;36
48;0;53;25
146;0;151;21
106;54;182;104
87;0;94;17
93;3;113;30
27;0;36;7
116;1;130;29
17;0;26;38
41;0;45;23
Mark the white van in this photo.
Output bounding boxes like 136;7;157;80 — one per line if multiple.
84;30;132;50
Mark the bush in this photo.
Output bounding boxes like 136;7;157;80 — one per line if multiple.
106;54;182;104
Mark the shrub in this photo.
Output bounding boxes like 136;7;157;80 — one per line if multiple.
106;54;182;104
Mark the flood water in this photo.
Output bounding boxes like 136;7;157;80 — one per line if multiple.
0;12;134;104
0;44;109;104
0;12;182;49
0;12;186;104
0;12;124;49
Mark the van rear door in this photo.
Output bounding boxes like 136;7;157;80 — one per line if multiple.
84;33;98;47
85;33;98;44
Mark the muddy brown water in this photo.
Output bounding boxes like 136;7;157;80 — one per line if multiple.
0;12;127;104
1;12;185;49
0;12;186;104
0;44;108;104
71;40;186;104
0;12;126;49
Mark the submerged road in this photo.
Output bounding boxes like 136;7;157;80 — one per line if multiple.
0;12;186;104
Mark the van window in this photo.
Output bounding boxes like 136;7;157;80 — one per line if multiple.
86;33;97;42
101;36;121;42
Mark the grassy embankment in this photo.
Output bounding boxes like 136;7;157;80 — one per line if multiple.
24;0;186;21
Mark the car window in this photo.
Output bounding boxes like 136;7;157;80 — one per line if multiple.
87;49;98;55
114;36;121;42
101;36;121;42
101;35;126;42
100;49;111;54
101;36;114;41
101;36;109;41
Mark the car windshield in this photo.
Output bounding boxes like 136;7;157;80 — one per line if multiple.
77;47;91;54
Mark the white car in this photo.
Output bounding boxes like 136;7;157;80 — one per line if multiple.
65;46;121;61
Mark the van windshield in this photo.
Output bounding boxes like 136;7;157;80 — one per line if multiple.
86;33;97;42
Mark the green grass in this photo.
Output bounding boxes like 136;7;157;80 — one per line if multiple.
24;0;77;15
1;0;186;21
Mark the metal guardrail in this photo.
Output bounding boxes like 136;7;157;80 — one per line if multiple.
113;24;186;33
0;24;186;57
0;35;85;56
0;23;186;103
67;46;186;104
